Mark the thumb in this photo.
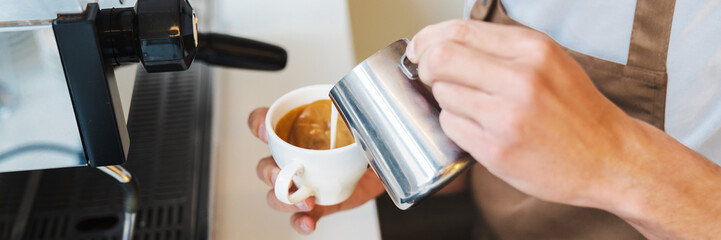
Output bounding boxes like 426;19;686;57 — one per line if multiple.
248;107;270;143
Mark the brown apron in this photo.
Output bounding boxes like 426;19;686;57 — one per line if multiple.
468;0;675;239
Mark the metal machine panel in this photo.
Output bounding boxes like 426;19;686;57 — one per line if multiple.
0;27;86;172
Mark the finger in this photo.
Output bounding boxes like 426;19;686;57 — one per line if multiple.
417;40;514;92
438;110;489;155
247;107;269;143
407;19;528;62
283;170;382;235
432;81;498;125
256;156;279;187
290;209;324;235
265;190;316;212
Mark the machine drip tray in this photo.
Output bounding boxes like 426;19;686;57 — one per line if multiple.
0;63;213;240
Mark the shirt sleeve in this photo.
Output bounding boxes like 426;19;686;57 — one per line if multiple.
464;0;477;19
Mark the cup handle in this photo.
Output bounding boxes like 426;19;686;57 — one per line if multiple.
274;162;315;204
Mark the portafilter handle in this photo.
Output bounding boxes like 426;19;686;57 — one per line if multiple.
196;33;287;71
97;0;287;72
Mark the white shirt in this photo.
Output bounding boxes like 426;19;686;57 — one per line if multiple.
466;0;721;164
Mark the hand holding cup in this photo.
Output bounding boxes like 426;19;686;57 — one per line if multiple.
249;84;385;234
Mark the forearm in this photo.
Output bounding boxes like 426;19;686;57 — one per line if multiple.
606;119;721;239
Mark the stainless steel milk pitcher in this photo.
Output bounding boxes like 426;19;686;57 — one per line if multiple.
330;39;473;210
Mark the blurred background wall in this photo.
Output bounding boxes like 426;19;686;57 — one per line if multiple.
347;0;465;63
211;1;369;239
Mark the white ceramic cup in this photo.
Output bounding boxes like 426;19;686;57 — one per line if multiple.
266;84;368;206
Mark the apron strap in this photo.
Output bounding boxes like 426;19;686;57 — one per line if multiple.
626;0;676;71
473;0;676;72
470;0;496;21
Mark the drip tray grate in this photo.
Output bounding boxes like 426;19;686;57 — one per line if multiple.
0;63;213;240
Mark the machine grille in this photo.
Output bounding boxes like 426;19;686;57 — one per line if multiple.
0;63;213;240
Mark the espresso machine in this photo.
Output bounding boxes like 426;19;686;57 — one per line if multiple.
0;0;286;172
0;0;286;239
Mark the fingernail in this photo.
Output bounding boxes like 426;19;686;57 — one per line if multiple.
300;220;312;233
295;201;309;211
406;40;416;61
270;168;279;185
258;122;267;142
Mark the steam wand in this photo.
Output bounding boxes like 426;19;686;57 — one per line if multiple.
98;166;138;240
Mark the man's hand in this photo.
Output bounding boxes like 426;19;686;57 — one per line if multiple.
407;19;721;239
407;19;635;207
248;107;385;235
